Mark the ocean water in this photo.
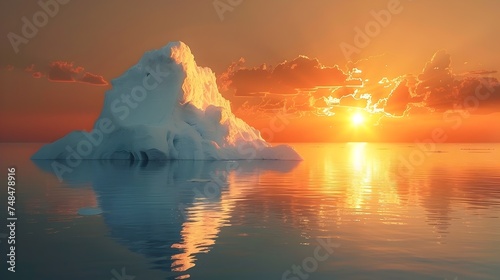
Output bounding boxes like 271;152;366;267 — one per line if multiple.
0;143;499;280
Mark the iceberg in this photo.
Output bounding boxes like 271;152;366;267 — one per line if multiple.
32;41;301;161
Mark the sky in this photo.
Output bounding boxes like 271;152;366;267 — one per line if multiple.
1;0;499;142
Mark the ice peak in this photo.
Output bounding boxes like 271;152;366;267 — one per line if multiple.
32;41;302;162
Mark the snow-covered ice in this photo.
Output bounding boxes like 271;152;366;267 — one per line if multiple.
32;41;301;161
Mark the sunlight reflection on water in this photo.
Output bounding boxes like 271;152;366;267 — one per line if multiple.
1;143;499;280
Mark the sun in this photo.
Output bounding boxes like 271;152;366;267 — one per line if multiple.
351;112;365;126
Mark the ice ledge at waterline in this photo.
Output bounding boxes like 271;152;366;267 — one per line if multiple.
32;41;301;161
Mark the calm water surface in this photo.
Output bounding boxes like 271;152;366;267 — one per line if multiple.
0;143;499;280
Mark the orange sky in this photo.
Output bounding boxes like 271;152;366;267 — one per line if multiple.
1;0;499;142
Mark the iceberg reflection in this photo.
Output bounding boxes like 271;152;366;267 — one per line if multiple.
33;159;299;278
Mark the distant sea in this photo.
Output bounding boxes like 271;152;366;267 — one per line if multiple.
1;143;499;280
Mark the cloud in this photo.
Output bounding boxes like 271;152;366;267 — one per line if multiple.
454;76;500;112
219;56;356;117
220;50;500;120
22;61;109;86
6;65;14;71
218;57;245;92
384;80;413;116
48;61;84;82
418;50;452;82
336;92;370;108
415;50;455;109
346;54;394;84
25;64;35;72
80;72;108;85
219;56;349;96
32;72;43;79
466;70;498;75
25;64;44;79
409;50;500;113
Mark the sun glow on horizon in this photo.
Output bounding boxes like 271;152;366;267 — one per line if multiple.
351;112;365;126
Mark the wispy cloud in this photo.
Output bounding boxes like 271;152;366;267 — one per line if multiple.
16;61;109;86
